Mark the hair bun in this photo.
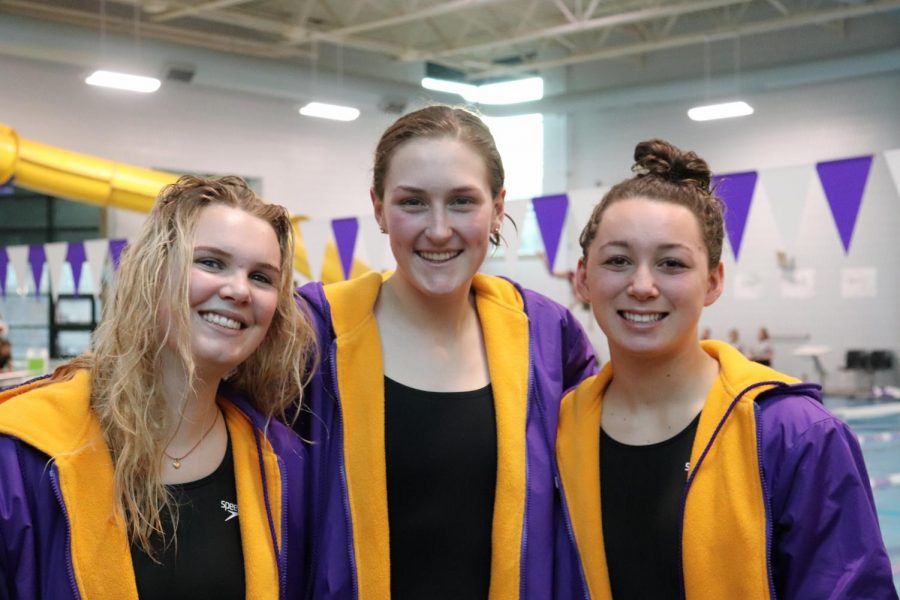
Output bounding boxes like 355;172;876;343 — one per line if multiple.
633;139;712;192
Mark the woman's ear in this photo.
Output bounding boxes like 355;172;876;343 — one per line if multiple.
492;188;506;233
704;261;725;307
371;188;386;232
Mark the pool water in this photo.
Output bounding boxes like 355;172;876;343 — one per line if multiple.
825;397;900;592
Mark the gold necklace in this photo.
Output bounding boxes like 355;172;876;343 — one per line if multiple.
163;409;220;469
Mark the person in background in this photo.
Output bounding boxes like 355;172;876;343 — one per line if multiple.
727;327;745;355
0;176;316;599
750;326;774;366
0;338;12;373
556;139;896;599
296;105;597;600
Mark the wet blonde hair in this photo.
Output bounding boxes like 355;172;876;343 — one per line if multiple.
55;175;315;556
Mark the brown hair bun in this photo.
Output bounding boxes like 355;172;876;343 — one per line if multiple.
633;139;712;193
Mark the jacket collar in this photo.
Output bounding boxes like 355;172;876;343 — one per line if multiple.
0;370;284;600
323;271;529;600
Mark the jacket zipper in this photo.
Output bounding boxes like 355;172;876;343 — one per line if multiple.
49;465;82;600
753;401;777;600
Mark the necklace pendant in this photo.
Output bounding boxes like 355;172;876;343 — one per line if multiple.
172;459;181;469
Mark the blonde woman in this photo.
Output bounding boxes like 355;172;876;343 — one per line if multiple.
0;176;315;599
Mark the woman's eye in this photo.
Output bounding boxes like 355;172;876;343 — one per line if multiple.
400;197;424;207
195;257;222;269
603;256;630;268
452;196;474;206
251;272;274;285
659;259;687;270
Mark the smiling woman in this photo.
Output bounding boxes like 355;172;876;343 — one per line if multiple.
557;140;897;600
296;105;598;600
0;175;316;599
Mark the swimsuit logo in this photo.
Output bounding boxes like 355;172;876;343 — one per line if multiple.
220;500;238;522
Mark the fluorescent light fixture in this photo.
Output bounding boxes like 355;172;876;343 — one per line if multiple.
477;77;543;105
688;101;754;121
421;76;543;105
85;70;161;93
421;77;478;101
299;102;360;122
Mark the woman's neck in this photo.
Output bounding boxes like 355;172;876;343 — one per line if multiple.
601;344;719;444
376;276;490;391
159;351;221;442
379;276;476;336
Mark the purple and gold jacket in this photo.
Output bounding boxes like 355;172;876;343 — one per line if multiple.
557;341;898;599
0;370;308;600
296;271;598;600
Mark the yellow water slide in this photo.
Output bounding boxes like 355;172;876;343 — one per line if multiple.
0;123;366;282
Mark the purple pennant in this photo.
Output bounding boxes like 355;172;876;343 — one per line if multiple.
816;155;873;254
532;194;569;273
712;171;758;261
108;239;128;271
0;247;7;297
28;244;46;297
331;217;359;280
66;242;87;296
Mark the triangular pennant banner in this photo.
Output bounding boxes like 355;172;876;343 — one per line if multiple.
0;247;7;297
712;171;758;261
883;149;900;200
566;187;606;266
44;242;68;302
532;193;569;273
359;216;390;273
84;239;108;298
7;246;30;296
502;199;530;270
816;155;873;254
67;241;87;296
759;165;813;252
298;219;331;283
28;244;46;297
108;239;128;270
331;217;359;281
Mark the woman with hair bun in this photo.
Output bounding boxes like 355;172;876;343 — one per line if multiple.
0;176;316;599
556;140;896;599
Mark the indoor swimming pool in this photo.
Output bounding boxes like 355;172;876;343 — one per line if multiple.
828;398;900;591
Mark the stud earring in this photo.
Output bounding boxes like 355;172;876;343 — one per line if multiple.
379;224;387;234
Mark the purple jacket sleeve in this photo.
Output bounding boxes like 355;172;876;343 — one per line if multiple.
767;414;898;599
0;436;35;600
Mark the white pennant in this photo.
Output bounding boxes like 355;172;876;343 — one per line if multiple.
298;219;331;283
6;245;31;296
359;215;391;272
566;187;607;270
884;149;900;199
503;199;530;271
83;239;109;299
758;165;813;252
44;242;68;302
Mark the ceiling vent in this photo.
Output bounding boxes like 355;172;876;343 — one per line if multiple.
165;64;196;83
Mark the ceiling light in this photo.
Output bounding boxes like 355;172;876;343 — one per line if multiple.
299;102;360;122
85;70;161;93
421;77;479;102
688;101;754;121
421;76;543;105
476;77;543;105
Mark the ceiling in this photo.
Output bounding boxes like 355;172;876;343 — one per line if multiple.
2;0;899;107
